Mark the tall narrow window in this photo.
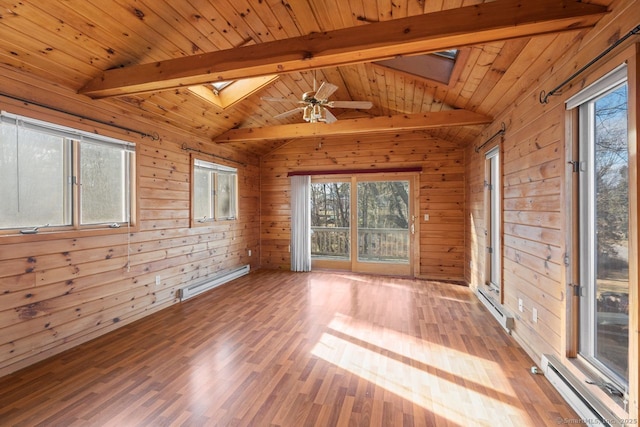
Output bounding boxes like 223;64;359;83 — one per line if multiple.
485;146;501;294
568;65;629;389
192;159;237;223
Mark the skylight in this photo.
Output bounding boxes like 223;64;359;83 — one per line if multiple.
373;50;461;86
433;49;458;60
189;75;279;110
211;81;233;94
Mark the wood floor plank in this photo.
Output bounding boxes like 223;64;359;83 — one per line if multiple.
0;270;577;426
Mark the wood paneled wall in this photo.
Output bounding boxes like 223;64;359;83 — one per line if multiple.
0;67;261;377
260;132;465;281
465;0;640;419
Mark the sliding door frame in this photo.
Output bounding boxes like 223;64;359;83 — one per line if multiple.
310;172;419;277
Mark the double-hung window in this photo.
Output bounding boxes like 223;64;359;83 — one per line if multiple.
567;65;629;391
0;112;135;232
193;159;237;223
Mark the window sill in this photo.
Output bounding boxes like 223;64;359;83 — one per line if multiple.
0;224;138;244
565;356;629;417
191;219;237;228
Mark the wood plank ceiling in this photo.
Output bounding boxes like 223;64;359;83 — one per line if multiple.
0;0;612;156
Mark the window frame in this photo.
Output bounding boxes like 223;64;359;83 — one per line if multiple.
566;64;630;392
484;145;502;299
0;111;137;237
191;157;238;226
309;172;417;277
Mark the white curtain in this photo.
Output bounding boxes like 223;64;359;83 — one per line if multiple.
290;175;311;272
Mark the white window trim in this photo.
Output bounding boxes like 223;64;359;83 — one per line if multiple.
566;64;627;110
0;111;135;151
570;65;629;390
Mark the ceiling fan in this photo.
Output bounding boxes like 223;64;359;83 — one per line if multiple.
261;81;373;124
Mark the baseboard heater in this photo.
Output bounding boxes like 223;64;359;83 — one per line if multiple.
541;354;620;427
179;264;250;301
476;287;514;333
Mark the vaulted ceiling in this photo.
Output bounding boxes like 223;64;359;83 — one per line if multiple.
0;0;612;156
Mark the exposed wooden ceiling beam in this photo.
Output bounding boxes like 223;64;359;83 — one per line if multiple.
79;0;607;99
214;110;492;142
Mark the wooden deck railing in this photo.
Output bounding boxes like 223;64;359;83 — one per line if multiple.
311;226;350;258
311;226;408;262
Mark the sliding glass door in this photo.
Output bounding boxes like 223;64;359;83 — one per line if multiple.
311;174;415;276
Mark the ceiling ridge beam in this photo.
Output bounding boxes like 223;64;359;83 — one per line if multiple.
214;110;493;142
79;0;608;99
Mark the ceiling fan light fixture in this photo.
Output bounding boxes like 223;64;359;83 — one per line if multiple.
312;104;323;118
303;105;312;122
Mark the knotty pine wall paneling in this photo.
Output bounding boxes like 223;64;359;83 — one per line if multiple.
260;132;465;281
465;0;640;419
0;70;261;378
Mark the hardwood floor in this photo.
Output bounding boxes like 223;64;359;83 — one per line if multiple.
0;270;576;426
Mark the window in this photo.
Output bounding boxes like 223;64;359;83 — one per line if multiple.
0;112;135;232
373;50;461;85
188;75;279;110
485;146;501;296
211;81;233;94
567;65;629;389
192;159;237;223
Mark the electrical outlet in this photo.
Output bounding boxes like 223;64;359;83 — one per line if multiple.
155;275;161;286
518;298;523;312
248;249;252;257
532;307;538;323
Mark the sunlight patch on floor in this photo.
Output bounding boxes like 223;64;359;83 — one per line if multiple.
327;313;514;396
311;313;528;426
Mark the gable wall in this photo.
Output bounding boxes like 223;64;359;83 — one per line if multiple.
260;132;466;281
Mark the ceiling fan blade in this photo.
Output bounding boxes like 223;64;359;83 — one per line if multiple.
314;82;339;101
323;108;338;124
327;100;373;109
274;107;304;120
261;96;296;103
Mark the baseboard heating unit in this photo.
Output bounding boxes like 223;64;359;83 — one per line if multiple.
541;354;620;427
179;264;250;301
476;287;514;333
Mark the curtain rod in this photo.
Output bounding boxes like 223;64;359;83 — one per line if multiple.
475;122;506;153
287;166;422;177
181;143;247;167
540;23;640;104
0;92;159;140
